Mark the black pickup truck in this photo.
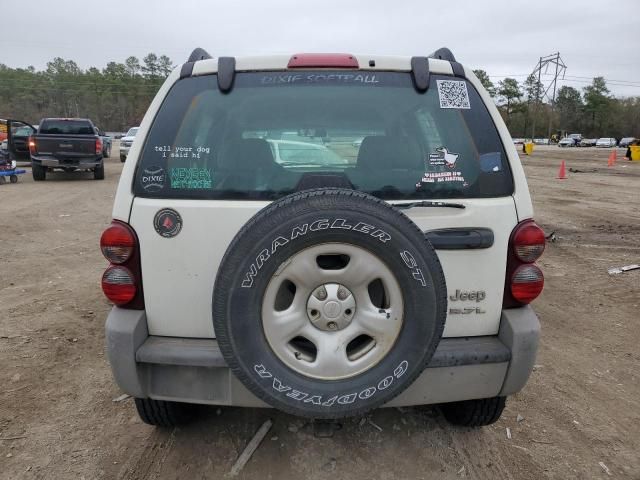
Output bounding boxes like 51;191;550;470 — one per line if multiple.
29;118;105;181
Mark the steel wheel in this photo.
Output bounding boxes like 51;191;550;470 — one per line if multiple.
262;243;404;380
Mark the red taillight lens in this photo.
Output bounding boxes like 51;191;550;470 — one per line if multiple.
28;136;36;155
288;53;359;68
513;222;545;263
102;266;136;305
100;222;135;264
100;220;144;309
511;264;544;304
504;219;545;307
95;138;102;155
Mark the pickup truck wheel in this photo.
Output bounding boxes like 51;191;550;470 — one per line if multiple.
134;398;195;427
0;177;5;185
103;145;111;158
32;164;46;181
9;175;18;183
213;188;447;419
94;163;105;180
440;396;506;427
120;154;126;162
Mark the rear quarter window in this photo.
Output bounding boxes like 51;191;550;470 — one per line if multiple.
134;72;513;200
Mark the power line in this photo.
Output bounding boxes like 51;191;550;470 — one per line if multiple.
488;73;640;88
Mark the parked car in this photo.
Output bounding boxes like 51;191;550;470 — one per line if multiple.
568;133;582;143
102;47;544;429
558;137;576;147
29;117;105;181
596;137;617;148
267;139;348;166
95;127;112;158
579;138;597;147
619;137;636;148
533;138;549;145
512;138;525;145
119;126;139;162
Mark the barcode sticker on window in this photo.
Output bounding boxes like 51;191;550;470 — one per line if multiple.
437;80;471;109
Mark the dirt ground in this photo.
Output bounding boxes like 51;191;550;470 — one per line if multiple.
1;143;639;480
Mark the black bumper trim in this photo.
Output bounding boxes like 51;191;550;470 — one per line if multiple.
136;335;510;369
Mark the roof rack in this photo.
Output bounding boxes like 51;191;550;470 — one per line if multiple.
180;48;236;93
427;47;456;62
428;47;465;77
187;48;212;62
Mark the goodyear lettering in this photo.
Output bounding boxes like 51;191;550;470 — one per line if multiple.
252;360;409;408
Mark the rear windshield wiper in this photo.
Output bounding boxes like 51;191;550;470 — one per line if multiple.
391;200;466;210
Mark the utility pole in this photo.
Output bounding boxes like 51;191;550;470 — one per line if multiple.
529;52;567;140
530;57;542;140
547;52;563;139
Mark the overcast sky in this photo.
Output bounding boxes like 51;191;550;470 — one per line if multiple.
1;0;638;97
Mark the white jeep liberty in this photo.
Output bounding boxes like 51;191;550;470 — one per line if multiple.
102;48;544;427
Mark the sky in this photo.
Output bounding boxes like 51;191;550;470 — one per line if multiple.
1;0;639;97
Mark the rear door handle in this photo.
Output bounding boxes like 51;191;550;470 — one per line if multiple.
424;227;494;250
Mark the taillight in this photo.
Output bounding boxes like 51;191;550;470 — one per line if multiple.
511;265;544;304
100;222;135;264
503;220;545;307
100;220;144;309
102;266;136;305
513;223;545;262
96;138;102;155
28;136;36;155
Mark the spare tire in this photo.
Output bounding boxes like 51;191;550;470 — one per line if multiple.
213;189;447;418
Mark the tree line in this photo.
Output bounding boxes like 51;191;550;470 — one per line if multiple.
473;70;640;139
0;54;173;131
1;55;638;139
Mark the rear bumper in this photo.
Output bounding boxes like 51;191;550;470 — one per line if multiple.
105;307;539;408
32;155;102;168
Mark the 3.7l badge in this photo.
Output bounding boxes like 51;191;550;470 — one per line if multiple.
154;208;183;238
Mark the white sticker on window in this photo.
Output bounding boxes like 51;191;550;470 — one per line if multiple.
437;80;471;109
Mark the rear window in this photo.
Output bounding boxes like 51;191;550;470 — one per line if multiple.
39;120;94;135
134;72;513;200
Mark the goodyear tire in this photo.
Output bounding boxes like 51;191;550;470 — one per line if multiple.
213;189;447;418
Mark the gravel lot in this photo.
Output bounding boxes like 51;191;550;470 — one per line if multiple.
1;143;639;479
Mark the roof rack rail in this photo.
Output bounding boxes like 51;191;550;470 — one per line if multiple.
410;57;430;93
428;47;456;62
187;48;212;63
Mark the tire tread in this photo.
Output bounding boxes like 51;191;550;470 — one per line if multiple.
441;396;506;427
134;398;193;427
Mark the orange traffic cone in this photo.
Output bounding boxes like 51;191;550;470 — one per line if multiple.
607;149;617;167
557;160;567;180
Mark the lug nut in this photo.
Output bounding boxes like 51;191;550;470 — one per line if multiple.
337;287;349;300
315;287;327;300
327;321;338;330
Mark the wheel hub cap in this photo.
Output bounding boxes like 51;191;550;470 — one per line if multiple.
307;283;356;331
